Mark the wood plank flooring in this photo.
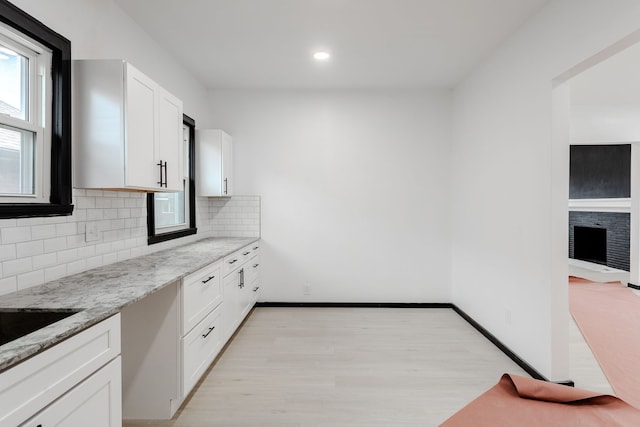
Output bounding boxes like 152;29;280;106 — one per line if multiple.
125;307;528;427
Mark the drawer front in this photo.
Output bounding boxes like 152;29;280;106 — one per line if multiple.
239;245;253;264
182;305;222;396
223;250;242;276
23;356;122;427
250;242;260;258
245;255;260;285
0;314;121;427
182;261;222;335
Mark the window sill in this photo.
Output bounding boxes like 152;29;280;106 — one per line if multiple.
147;227;197;245
0;203;74;219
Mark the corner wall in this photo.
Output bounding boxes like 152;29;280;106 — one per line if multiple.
451;0;640;380
207;89;453;303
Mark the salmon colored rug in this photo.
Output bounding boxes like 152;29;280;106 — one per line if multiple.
569;276;640;409
440;374;640;426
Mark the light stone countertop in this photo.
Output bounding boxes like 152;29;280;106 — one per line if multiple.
0;236;259;372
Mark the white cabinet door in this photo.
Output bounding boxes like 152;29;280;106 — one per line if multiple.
73;59;184;192
221;130;233;196
158;88;184;192
196;129;233;197
23;357;122;427
125;63;158;189
238;267;253;321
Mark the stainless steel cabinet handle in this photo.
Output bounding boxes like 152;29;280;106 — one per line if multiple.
253;246;259;250
253;286;260;292
243;251;251;256
253;263;259;268
224;177;228;195
202;326;215;339
201;275;215;284
239;268;244;288
229;259;237;264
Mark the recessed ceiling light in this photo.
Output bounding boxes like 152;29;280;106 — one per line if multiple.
313;51;330;61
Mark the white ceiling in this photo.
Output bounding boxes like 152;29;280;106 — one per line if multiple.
114;0;550;90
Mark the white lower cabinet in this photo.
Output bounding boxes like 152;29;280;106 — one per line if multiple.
182;305;222;395
0;315;121;427
24;357;122;427
121;241;261;421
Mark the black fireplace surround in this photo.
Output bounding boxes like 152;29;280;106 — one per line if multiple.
569;211;630;272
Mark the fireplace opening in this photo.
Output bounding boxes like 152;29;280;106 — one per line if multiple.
574;225;607;265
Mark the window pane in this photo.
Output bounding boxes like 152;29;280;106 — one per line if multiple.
0;125;34;195
0;43;28;120
154;190;185;228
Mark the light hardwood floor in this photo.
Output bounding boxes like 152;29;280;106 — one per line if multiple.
125;307;528;427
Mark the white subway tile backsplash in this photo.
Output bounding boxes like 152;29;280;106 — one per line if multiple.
86;255;103;269
3;258;33;276
0;219;17;228
56;223;77;237
31;224;57;240
44;237;68;253
0;245;16;262
67;259;87;275
16;217;44;226
16;241;44;258
57;248;79;264
0;277;17;294
45;264;67;282
33;253;58;269
76;197;96;209
87;209;104;221
2;227;32;244
17;269;45;290
103;252;118;265
0;191;260;296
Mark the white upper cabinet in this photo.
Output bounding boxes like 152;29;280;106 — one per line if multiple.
73;60;184;192
196;129;233;197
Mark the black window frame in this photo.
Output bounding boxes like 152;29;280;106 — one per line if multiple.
147;114;197;245
0;0;73;219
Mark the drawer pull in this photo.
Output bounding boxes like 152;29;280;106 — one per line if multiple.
243;251;251;256
253;286;260;292
202;326;215;339
253;246;259;250
253;263;259;268
229;259;237;264
201;275;215;284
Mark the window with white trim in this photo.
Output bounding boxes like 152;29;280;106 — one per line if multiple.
0;24;52;203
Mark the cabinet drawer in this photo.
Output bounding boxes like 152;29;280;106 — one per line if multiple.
223;251;242;276
182;305;222;396
23;356;122;427
245;255;260;285
182;261;222;335
0;314;121;427
249;242;260;258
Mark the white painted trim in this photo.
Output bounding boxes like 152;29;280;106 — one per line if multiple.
568;198;631;212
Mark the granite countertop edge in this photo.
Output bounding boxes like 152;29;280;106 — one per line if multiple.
0;236;260;373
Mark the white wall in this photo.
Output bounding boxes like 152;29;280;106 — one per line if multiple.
208;89;452;302
451;0;640;380
570;41;640;144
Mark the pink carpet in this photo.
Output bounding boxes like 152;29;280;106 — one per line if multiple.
440;374;640;426
569;276;640;409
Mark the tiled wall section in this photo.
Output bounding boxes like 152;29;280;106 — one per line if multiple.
568;211;630;272
0;191;260;296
